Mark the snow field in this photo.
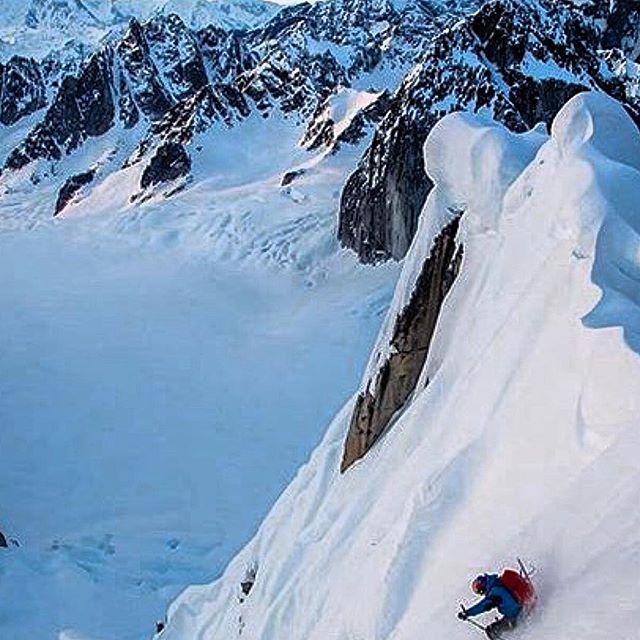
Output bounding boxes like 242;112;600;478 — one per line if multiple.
0;110;398;639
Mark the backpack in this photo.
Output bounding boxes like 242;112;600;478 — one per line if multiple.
499;568;537;610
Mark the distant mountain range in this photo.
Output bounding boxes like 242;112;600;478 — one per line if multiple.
0;0;638;262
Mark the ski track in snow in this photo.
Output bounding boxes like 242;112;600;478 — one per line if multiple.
158;92;640;640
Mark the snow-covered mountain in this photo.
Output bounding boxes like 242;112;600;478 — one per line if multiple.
0;27;402;640
0;0;471;223
159;88;640;640
338;0;640;262
2;0;638;246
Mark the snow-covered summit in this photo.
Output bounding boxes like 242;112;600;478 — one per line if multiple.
158;91;640;640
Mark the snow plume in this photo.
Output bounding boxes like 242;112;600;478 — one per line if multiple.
161;91;640;640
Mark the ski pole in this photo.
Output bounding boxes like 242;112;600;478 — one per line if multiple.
517;556;536;581
460;605;487;631
467;618;488;632
459;605;505;640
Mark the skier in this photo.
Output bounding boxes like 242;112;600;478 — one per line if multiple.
458;569;536;639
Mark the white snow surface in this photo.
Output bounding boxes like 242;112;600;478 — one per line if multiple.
0;114;397;639
160;91;640;640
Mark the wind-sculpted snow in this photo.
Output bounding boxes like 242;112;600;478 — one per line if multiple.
159;92;640;640
339;113;547;469
565;93;640;353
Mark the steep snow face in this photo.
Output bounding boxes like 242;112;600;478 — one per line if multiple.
160;92;640;640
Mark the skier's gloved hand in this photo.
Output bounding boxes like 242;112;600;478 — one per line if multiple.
458;611;468;621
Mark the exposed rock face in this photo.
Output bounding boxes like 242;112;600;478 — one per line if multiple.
136;83;251;155
4;0;634;220
281;169;306;186
54;169;96;215
339;109;438;262
140;142;191;189
600;0;640;60
74;52;118;137
5;48;119;170
197;25;258;84
143;14;209;102
338;0;633;263
116;19;174;121
300;90;392;152
332;91;392;151
0;56;47;126
341;215;464;472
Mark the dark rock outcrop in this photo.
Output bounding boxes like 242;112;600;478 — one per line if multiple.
300;90;392;153
239;562;258;602
74;53;117;137
140;142;191;189
144;14;209;101
4;0;439;177
281;169;306;186
141;83;251;152
116;19;174;121
197;25;258;84
0;56;47;126
600;0;640;60
55;169;96;215
0;530;7;548
5;48;119;171
333;91;392;150
341;215;464;472
339;110;439;262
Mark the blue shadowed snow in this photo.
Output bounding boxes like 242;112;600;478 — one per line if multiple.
0;106;398;638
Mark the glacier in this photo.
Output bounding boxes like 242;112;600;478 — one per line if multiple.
159;92;640;640
0;104;399;639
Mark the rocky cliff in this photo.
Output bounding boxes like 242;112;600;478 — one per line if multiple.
0;56;46;126
339;0;640;470
341;214;463;471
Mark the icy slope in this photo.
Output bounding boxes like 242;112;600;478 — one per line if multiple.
160;91;640;640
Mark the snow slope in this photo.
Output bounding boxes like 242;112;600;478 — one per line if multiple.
160;91;640;640
0;112;397;639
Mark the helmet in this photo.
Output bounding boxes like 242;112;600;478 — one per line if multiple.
472;575;487;595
